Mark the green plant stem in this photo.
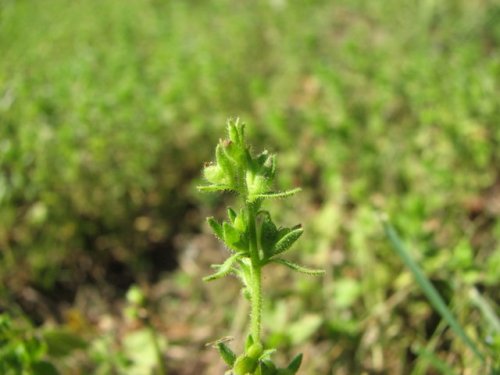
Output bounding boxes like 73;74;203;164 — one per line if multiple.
247;202;262;343
250;265;262;343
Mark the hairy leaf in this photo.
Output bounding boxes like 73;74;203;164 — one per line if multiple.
203;253;241;282
272;226;303;256
255;187;302;200
207;217;223;242
271;258;324;276
260;212;278;258
223;222;242;250
197;184;232;192
216;342;236;367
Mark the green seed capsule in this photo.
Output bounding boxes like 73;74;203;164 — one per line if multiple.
233;355;258;375
247;341;264;359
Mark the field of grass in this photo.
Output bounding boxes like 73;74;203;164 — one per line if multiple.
1;0;499;374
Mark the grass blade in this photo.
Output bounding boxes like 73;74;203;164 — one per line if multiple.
381;216;485;363
469;287;500;334
413;346;455;375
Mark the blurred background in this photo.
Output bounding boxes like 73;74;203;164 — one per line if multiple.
1;0;499;373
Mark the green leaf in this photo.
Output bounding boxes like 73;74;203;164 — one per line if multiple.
197;184;232;193
272;226;303;256
255;188;302;200
223;222;246;251
260;212;278;257
381;216;485;363
468;287;500;334
414;346;455;375
233;209;247;232
203;253;241;282
207;217;224;242
216;342;236;367
287;353;303;373
270;258;324;276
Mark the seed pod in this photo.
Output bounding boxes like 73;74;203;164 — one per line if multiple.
233;355;258;375
247;341;264;359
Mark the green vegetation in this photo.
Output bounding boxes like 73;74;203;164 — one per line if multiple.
199;120;323;374
0;0;499;373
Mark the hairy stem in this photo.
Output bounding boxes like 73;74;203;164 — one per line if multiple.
250;264;262;343
247;202;262;343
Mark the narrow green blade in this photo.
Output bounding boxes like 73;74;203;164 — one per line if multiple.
381;217;485;363
413;347;455;375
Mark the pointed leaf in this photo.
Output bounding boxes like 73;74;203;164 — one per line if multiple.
217;342;236;366
234;209;247;232
260;212;278;257
272;227;303;256
245;334;254;351
255;188;302;199
287;353;303;373
271;258;325;276
197;184;232;192
203;253;241;282
382;217;485;363
223;222;242;249
207;217;223;241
